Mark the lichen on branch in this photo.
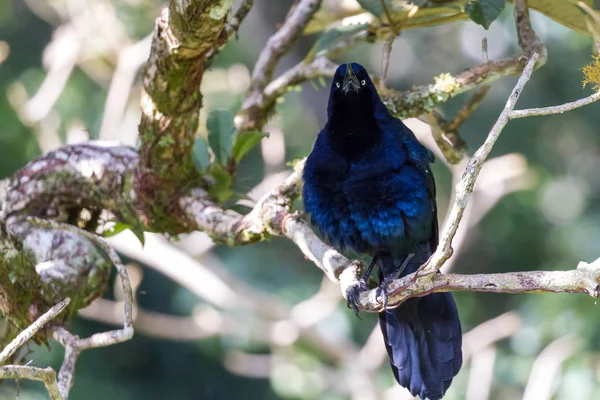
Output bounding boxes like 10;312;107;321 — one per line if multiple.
137;0;237;234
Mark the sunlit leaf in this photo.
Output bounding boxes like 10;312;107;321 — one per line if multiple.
207;163;233;202
304;7;366;35
232;131;268;162
207;109;235;164
516;0;595;34
102;222;131;238
102;222;145;246
356;0;468;30
354;0;598;35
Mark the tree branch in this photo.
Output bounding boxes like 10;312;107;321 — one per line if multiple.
0;298;70;399
0;366;63;400
357;259;600;312
225;0;255;37
0;298;70;365
510;91;600;119
237;0;323;132
419;52;541;277
136;0;237;233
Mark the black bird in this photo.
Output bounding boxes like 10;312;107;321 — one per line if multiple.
302;63;462;399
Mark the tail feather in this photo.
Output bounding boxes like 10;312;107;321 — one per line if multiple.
377;253;462;400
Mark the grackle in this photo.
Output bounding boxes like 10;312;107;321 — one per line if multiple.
302;63;462;399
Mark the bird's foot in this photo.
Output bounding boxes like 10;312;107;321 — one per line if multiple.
375;274;396;310
376;253;415;309
346;278;369;318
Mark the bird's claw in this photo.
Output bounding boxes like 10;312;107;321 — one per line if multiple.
376;275;396;310
346;279;369;318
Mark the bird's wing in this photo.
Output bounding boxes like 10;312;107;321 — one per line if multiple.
393;119;439;252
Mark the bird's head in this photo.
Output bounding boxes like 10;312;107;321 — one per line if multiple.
327;62;382;120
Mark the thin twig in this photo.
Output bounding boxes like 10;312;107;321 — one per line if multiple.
510;91;600;119
237;0;323;132
427;38;491;163
226;0;255;36
380;38;394;89
446;85;491;132
260;30;367;112
379;0;396;88
246;0;322;94
481;37;489;62
418;52;541;277
51;240;133;397
264;57;339;100
0;298;70;364
427;112;468;164
0;366;64;400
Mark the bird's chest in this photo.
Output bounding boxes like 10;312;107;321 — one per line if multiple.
307;149;413;253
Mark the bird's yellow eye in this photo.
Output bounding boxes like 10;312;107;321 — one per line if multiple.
361;80;366;86
336;82;341;88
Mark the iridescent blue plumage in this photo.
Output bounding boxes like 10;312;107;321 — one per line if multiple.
303;63;462;399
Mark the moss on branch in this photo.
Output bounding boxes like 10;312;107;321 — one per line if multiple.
137;0;234;234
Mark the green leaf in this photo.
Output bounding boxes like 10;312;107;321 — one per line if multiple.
304;8;367;35
347;0;597;36
306;22;369;62
132;229;146;246
207;110;235;164
232;131;268;162
356;0;468;30
192;137;211;173
207;163;233;202
465;0;506;29
356;0;385;17
102;222;131;238
102;222;145;246
520;0;596;35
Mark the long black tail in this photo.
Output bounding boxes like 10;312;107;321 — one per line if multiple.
377;253;462;400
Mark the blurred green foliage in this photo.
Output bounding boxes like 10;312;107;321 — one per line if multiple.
1;1;600;399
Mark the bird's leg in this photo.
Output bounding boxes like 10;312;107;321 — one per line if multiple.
377;253;415;310
346;255;378;317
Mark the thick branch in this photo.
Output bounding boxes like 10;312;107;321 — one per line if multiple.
355;259;600;312
136;0;235;233
2;142;141;229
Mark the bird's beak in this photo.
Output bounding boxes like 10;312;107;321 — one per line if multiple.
342;63;360;95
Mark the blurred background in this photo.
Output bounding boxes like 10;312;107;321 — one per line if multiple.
1;0;600;399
